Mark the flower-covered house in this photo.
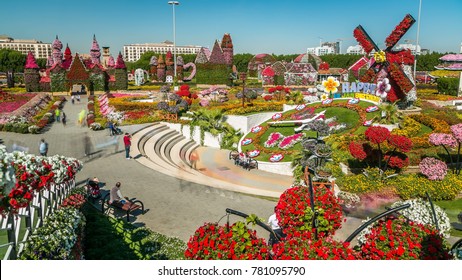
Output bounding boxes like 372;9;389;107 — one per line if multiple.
24;35;128;93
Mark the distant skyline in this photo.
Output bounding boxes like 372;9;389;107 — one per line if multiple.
2;0;462;56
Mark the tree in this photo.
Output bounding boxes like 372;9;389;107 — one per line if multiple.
233;53;254;73
0;49;26;72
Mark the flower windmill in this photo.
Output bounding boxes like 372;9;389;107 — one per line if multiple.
353;14;417;103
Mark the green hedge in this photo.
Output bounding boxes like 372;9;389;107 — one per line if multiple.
437;77;460;96
195;64;231;85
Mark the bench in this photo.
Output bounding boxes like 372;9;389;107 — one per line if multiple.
101;193;145;222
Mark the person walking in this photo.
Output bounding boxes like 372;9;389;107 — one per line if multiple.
39;139;48;156
55;108;61;122
123;133;131;159
76;94;81;102
190;150;199;170
62;111;67;126
268;207;285;246
71;95;75;104
78;109;86;127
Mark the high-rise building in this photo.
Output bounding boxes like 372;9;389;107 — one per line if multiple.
0;35;52;59
123;40;203;62
322;42;340;54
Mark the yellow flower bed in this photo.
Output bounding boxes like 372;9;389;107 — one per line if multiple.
392;117;422;138
393;173;462;201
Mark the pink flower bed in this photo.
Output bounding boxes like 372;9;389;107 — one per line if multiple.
278;133;304;150
110;93;145;98
264;132;284;148
0;94;35;114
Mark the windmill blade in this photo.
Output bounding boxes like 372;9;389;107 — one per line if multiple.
384;14;416;51
353;25;380;54
387;62;414;94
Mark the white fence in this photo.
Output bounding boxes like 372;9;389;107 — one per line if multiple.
0;179;76;260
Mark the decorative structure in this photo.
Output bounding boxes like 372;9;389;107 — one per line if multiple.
209;40;226;64
24;52;40;92
248;53;277;78
195;47;211;64
157;55;166;82
51;35;63;65
221;33;233;66
353;14;417;105
25;35;128;93
435;54;462;71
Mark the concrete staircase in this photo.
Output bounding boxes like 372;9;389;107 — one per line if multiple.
130;123;284;197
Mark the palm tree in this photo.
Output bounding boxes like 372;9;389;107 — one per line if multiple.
379;101;401;124
189;108;226;145
220;123;242;150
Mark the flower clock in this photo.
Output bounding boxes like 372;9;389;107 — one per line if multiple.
269;153;284;162
241;138;253;146
366;105;379;113
272;113;282;120
348;98;360;105
322;76;340;94
250;125;262;133
248;150;260;158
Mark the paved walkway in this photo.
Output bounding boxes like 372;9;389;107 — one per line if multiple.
2;95;458;246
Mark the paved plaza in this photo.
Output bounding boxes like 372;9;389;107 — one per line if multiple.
0;95;386;243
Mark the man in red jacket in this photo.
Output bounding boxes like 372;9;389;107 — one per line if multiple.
123;133;131;159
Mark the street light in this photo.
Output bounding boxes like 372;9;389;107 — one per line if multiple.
168;1;179;83
240;72;247;108
414;0;422;80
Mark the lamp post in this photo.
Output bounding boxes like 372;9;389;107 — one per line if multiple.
413;0;422;80
168;1;179;83
240;72;247;108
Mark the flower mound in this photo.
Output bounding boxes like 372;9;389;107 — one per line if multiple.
391;199;452;238
358;217;452;260
276;185;342;237
264;132;283;148
419;157;448;181
272;236;359;260
278;133;304;150
185;222;270;260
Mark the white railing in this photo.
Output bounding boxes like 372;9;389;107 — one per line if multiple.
0;179;76;260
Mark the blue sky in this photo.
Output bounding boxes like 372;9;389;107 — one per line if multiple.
2;0;461;56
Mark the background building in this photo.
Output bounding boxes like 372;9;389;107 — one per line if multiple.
0;35;52;59
307;45;335;56
123;40;202;62
395;43;421;55
346;45;366;55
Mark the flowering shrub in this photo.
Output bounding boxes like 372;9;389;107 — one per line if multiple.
19;206;86;260
272;236;359;260
349;142;368;160
358;217;452;260
384;153;409;169
185;222;270;260
419;157;448;181
365;126;390;144
428;133;457;148
390;199;452;238
276;185;342;237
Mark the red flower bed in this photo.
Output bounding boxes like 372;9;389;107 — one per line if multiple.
272;236;360;260
276;185;342;237
124;110;150;120
185;222;270;260
359;217;452;260
384;153;409;169
0;93;35;113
